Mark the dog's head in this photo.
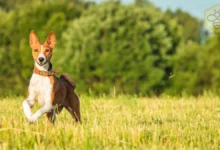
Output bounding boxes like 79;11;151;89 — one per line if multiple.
29;30;56;66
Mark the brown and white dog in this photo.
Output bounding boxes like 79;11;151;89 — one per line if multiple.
22;31;80;124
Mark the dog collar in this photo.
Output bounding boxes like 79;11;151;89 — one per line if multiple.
33;67;59;76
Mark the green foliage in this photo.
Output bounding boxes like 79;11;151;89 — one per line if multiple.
165;9;201;43
54;2;182;95
0;0;31;11
0;0;219;96
170;34;220;95
0;0;85;95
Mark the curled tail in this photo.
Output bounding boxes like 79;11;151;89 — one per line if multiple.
60;74;76;89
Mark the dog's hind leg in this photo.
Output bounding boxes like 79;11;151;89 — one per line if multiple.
65;92;81;123
46;106;63;124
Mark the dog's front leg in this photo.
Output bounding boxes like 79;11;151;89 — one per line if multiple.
28;104;53;123
22;94;35;120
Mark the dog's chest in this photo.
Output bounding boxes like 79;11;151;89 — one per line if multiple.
29;74;53;106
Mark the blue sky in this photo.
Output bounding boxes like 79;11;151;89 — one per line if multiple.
93;0;219;19
148;0;219;19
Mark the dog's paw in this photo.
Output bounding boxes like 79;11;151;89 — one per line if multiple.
27;115;37;123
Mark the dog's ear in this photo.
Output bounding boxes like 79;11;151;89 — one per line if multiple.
29;30;39;48
45;32;56;49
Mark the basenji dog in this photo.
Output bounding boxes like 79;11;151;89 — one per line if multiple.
22;30;80;124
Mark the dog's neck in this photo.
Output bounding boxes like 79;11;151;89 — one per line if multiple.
34;61;52;72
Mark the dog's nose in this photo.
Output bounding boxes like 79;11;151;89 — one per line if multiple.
38;57;44;62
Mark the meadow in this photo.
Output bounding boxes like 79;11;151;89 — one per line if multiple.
0;95;220;150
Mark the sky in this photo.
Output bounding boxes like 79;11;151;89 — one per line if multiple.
93;0;220;19
148;0;220;19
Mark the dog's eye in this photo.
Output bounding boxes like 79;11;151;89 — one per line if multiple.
34;49;39;52
45;49;50;52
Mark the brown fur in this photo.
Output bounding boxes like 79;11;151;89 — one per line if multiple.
30;30;54;61
48;75;81;123
60;74;76;89
30;30;81;124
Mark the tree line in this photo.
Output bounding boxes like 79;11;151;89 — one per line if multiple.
0;0;218;96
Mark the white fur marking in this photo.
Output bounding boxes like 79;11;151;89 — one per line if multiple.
22;100;32;119
22;73;53;123
29;74;52;106
35;61;49;71
37;45;46;64
68;107;74;117
68;107;73;111
40;45;44;53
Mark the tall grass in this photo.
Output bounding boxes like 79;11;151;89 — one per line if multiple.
0;95;220;149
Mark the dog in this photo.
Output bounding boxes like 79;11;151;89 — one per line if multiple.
22;30;80;124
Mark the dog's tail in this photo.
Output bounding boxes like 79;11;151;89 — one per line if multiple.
60;74;76;89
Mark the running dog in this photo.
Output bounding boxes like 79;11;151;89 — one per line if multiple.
22;31;80;124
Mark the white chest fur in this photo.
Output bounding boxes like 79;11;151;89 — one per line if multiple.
29;73;53;106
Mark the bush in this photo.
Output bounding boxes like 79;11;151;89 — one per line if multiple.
0;0;85;95
1;1;218;96
54;2;183;95
170;35;220;95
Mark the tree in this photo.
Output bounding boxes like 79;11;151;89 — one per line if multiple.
0;0;86;95
165;8;201;43
171;34;220;95
53;2;183;95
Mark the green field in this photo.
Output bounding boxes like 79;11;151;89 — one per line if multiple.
0;95;220;149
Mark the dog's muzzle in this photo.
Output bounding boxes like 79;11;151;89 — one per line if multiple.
36;53;48;66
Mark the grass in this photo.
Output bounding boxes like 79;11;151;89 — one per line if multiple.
0;95;220;149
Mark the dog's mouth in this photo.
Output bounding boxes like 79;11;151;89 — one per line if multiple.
36;60;48;66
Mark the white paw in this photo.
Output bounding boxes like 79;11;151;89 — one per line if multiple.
27;115;38;123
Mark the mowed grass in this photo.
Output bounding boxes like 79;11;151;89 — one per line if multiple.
0;95;220;150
